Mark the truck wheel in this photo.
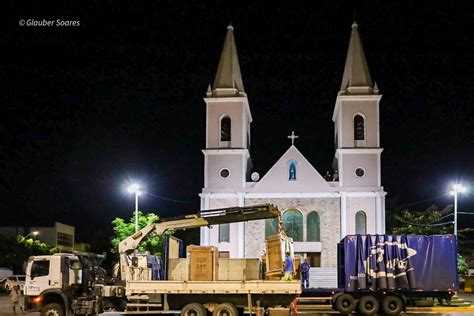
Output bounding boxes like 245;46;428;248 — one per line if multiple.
212;303;238;316
382;295;403;316
358;295;379;315
41;303;64;316
181;303;207;316
334;293;356;314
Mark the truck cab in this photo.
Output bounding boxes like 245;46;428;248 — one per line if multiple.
24;253;88;316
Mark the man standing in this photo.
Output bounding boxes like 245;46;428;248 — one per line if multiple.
300;258;311;289
283;252;293;281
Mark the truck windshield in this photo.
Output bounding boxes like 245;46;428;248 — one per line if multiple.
31;260;50;278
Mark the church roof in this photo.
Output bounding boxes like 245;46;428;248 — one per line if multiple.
211;24;245;97
253;145;331;193
339;22;374;94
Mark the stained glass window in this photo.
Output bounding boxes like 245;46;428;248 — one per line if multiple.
219;223;230;242
355;211;367;235
307;211;320;242
288;160;297;181
283;210;303;241
265;217;279;237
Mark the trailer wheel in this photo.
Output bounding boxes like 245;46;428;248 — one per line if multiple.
212;303;238;316
181;303;207;316
334;293;356;314
357;295;379;316
41;303;64;316
382;295;403;316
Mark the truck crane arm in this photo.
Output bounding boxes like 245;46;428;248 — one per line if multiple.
118;203;280;256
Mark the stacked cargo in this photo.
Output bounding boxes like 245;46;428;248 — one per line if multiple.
187;246;219;281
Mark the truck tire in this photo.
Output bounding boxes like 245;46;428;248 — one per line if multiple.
212;303;238;316
357;295;379;316
334;293;356;314
41;303;64;316
181;303;207;316
382;295;403;316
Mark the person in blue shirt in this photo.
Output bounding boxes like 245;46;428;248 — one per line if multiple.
300;258;311;289
283;252;293;281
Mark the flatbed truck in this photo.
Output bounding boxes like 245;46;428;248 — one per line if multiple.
24;204;301;316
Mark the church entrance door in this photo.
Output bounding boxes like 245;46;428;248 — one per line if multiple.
307;252;321;267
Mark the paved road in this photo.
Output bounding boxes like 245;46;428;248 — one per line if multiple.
1;294;473;316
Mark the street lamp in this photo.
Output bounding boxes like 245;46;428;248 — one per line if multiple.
24;231;39;239
127;183;142;233
450;183;467;236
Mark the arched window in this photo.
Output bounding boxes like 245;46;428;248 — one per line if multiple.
283;210;303;241
307;211;320;242
265;217;279;238
220;116;231;141
354;115;365;140
288;160;297;181
219;223;230;242
355;210;367;235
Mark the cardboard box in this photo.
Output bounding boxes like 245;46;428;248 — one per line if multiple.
168;258;187;281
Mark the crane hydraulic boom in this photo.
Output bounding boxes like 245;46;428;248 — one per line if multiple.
118;204;280;279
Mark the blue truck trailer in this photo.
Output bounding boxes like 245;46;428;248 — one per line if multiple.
301;234;458;315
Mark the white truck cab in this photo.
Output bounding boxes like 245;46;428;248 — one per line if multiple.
25;253;83;316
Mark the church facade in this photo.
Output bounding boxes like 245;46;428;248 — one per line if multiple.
199;23;386;268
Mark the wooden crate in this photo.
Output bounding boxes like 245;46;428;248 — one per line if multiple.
265;235;285;278
187;245;218;281
218;259;261;281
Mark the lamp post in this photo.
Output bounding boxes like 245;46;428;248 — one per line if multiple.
127;184;142;233
24;231;39;239
450;184;466;236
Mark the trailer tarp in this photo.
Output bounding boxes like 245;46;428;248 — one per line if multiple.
340;235;458;292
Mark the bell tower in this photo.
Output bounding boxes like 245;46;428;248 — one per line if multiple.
333;22;385;235
203;24;253;190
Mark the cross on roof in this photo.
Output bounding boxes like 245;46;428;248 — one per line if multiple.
288;131;299;145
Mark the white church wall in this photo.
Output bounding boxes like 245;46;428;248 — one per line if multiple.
341;153;379;187
206;154;244;188
253;146;331;193
338;99;379;148
345;196;377;235
206;197;241;257
206;101;246;148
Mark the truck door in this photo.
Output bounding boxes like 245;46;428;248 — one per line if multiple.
26;257;61;296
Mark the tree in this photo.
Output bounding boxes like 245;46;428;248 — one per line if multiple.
389;204;453;235
0;235;58;274
111;211;169;256
388;204;470;274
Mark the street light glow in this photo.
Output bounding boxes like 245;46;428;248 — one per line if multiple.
127;183;142;195
451;183;467;236
453;184;467;193
126;182;143;233
24;230;39;238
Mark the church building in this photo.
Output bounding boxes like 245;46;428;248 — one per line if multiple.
199;23;386;271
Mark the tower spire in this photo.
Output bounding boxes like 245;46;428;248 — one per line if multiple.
339;22;374;94
211;24;245;97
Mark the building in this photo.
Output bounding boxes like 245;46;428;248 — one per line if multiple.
199;23;386;270
0;221;75;253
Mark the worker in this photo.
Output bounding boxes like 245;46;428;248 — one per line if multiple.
283;252;293;281
300;258;311;289
10;285;25;314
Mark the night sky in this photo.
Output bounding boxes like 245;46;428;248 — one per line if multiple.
1;1;474;249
